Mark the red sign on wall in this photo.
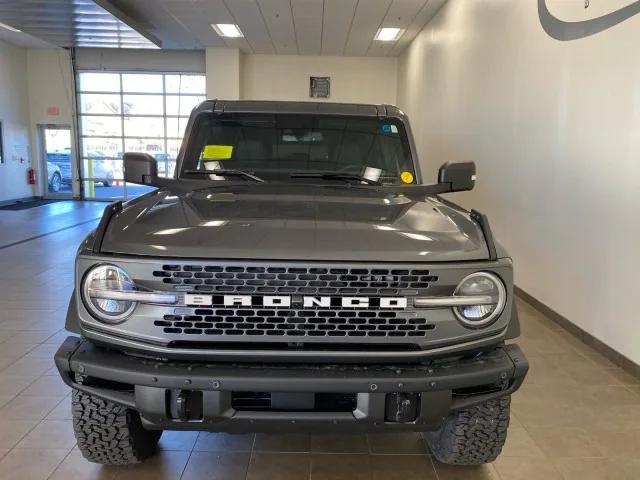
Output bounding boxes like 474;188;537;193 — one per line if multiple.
47;106;60;116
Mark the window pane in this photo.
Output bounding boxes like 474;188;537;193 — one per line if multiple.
165;74;205;94
166;117;189;139
123;116;164;137
122;74;163;93
84;180;125;199
82;159;121;182
81;116;122;136
122;94;164;116
156;158;176;178
166;95;204;116
124;138;165;156
80;94;121;115
83;180;98;198
167;139;182;160
82;137;123;158
79;73;120;92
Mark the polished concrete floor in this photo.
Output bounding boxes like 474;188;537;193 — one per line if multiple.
0;201;638;479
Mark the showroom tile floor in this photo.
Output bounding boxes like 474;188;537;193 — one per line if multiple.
0;201;638;479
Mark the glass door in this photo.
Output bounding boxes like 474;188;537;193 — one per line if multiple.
39;125;74;198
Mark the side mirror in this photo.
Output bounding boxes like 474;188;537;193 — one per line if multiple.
438;161;476;192
123;152;157;185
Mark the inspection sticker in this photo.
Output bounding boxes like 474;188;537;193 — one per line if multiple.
400;171;414;184
201;145;233;160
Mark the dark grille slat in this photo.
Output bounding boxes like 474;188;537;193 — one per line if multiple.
152;264;438;295
158;305;434;338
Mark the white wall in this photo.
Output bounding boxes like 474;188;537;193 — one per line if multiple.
397;0;640;364
241;54;397;105
76;48;205;73
0;39;32;202
26;48;77;197
206;48;241;100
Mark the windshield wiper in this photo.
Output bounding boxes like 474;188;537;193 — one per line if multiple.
290;172;382;186
183;169;265;183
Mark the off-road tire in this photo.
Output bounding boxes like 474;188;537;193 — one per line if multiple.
72;389;162;465
425;396;510;465
50;172;61;192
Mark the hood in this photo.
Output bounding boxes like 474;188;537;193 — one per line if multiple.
101;184;489;262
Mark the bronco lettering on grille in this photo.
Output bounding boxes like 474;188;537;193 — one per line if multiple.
183;294;408;309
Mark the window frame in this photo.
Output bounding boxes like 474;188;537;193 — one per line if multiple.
0;121;4;164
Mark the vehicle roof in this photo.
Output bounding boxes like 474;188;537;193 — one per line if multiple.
195;99;407;119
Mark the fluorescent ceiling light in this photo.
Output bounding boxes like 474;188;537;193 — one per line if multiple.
374;27;403;42
0;22;21;33
212;23;244;38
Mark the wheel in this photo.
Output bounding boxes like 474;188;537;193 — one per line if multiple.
72;389;162;465
49;172;61;192
424;396;510;465
103;171;114;187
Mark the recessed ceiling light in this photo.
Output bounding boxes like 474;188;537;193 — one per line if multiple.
0;22;21;33
211;23;244;38
374;27;403;42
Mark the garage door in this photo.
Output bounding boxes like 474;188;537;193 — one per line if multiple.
76;71;205;200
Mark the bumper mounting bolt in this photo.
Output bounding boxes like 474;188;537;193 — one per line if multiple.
370;384;378;391
430;381;436;388
151;377;158;383
212;381;220;389
185;379;192;385
398;383;404;388
77;365;84;373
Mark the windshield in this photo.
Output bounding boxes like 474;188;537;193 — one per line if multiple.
180;113;416;185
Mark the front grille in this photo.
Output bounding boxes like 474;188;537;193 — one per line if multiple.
154;307;435;338
153;265;438;295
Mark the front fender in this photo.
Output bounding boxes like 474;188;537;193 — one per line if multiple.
65;290;81;334
505;304;520;340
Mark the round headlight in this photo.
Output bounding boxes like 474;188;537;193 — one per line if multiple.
453;272;506;327
82;264;137;323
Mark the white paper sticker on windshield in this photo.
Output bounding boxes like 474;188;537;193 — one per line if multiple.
363;167;382;182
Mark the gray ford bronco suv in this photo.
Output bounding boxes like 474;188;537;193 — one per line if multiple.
55;100;528;467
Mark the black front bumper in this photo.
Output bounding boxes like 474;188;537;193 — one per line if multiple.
55;337;528;433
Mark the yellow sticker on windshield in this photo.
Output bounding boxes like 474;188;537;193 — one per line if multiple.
400;171;414;184
202;145;233;160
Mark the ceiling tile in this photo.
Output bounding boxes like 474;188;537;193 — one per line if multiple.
0;0;445;55
321;0;357;55
343;0;392;56
368;0;428;57
224;0;275;54
389;0;447;56
170;0;252;52
291;0;323;55
256;0;298;54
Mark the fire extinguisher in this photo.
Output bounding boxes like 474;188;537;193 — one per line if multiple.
27;168;36;185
